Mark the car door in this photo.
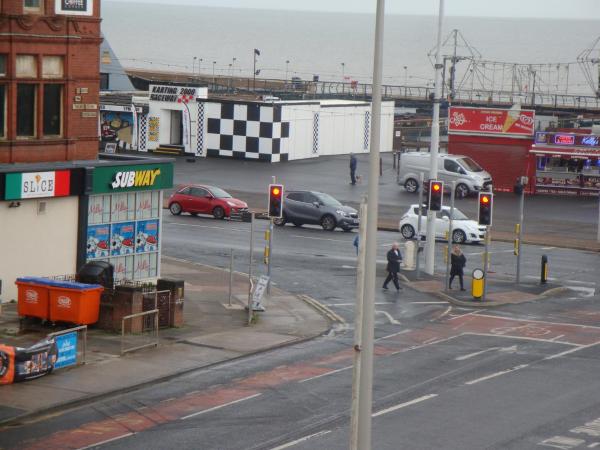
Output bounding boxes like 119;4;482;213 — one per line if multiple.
189;187;211;214
436;209;451;239
411;206;428;237
284;192;304;222
175;187;193;211
302;193;322;224
442;159;462;188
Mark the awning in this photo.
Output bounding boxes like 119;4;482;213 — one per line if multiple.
530;145;600;157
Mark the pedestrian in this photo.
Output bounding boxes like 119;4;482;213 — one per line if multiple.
449;245;467;291
353;234;359;256
350;153;357;185
383;242;402;291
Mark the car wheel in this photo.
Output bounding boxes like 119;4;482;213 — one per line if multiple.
212;206;226;220
292;222;303;227
274;213;287;226
452;229;466;243
321;215;336;231
456;183;470;199
400;224;415;239
404;178;419;193
169;202;182;215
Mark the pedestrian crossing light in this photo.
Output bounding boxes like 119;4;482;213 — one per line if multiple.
428;180;443;211
478;192;493;226
268;184;284;218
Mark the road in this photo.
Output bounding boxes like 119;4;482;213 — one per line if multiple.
2;214;599;450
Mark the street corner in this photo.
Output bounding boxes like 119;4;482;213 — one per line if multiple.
296;294;347;332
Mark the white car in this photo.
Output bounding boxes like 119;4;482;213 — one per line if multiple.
398;204;486;244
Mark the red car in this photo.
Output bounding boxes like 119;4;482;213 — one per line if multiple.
168;185;249;219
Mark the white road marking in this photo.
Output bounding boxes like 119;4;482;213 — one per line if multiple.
291;234;348;243
431;306;453;322
372;394;438;417
550;334;566;342
588;443;600;448
270;430;332;450
164;221;250;233
541;246;556;250
538;436;586;449
77;433;135;450
465;250;515;256
447;311;480;321
376;310;401;325
329;302;394;307
464;364;529;385
571;417;600;437
411;301;448;304
544;341;600;361
475;313;600;330
298;365;353;383
455;347;500;361
181;393;262;420
375;329;412;342
464;332;578;346
567;286;596;298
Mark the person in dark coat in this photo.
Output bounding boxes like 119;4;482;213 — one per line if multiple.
383;242;402;291
449;245;467;291
349;153;357;185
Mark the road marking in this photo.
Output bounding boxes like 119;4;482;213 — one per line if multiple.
544;341;600;361
464;332;579;346
447;311;480;321
538;436;586;449
550;334;566;342
76;433;135;450
567;287;596;298
376;310;401;325
298;365;353;383
475;313;600;330
411;301;448;304
270;430;332;450
375;329;412;342
572;417;600;437
541;246;556;250
465;249;515;256
164;221;251;233
588;443;600;448
329;302;394;307
181;393;262;420
291;234;349;243
464;364;529;385
455;345;517;361
372;394;438;417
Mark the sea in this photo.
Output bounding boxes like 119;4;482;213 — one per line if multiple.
102;2;600;95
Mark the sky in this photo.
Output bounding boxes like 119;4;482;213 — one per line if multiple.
116;0;600;19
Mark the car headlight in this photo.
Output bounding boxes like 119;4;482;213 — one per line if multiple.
336;210;350;217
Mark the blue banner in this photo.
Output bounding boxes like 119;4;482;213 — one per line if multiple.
54;332;78;369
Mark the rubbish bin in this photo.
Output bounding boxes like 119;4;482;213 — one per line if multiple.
77;261;114;289
47;280;104;325
15;277;51;320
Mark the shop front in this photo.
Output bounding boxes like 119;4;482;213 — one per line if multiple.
531;132;600;196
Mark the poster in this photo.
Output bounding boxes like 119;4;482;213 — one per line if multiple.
110;255;134;281
0;344;15;385
54;333;78;369
111;193;135;222
448;106;535;137
13;339;57;383
100;111;133;149
134;253;158;279
136;220;159;253
111;222;135;256
87;224;110;259
148;117;160;142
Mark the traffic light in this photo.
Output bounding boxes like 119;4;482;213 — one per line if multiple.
268;184;284;218
428;180;443;211
478;192;493;226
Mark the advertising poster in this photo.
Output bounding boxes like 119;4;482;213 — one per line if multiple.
0;344;15;385
136;220;159;253
54;333;78;369
100;111;133;148
13;339;57;383
148;117;160;142
56;0;93;16
110;255;134;281
448;106;535;137
87;224;110;259
134;253;158;279
111;222;135;256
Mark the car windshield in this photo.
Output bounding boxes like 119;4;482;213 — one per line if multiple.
446;209;469;220
316;193;342;207
460;157;483;172
208;187;232;198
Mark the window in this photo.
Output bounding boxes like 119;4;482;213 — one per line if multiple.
43;84;62;136
16;55;37;78
190;187;208;197
23;0;42;12
17;84;36;137
0;85;5;138
444;159;461;173
0;56;6;77
42;56;64;79
100;73;109;91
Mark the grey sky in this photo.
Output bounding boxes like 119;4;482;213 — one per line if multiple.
116;0;600;19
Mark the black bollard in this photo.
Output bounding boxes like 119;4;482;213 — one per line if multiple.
541;255;548;284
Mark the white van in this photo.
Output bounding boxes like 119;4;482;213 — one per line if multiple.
398;152;492;198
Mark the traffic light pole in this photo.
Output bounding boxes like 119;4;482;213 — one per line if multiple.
415;172;425;279
444;181;456;292
516;183;525;284
483;225;490;302
267;176;276;294
247;212;255;325
425;0;445;276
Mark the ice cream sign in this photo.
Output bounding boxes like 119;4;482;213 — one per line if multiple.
448;106;535;138
4;171;71;200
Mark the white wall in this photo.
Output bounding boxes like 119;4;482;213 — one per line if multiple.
0;197;79;302
282;103;320;161
380;101;395;153
319;105;370;157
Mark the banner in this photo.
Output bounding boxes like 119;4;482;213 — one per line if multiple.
13;339;57;383
0;345;15;385
54;333;78;369
449;106;535;137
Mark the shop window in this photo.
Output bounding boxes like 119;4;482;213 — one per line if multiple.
43;84;62;136
0;55;6;77
111;193;136;222
16;55;37;78
100;73;109;91
0;85;5;138
17;84;36;137
23;0;42;13
42;56;64;79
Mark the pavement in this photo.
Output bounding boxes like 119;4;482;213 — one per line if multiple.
0;256;330;426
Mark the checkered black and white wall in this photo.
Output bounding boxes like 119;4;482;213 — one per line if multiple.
203;102;291;162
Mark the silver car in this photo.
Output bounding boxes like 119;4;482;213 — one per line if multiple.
274;190;359;231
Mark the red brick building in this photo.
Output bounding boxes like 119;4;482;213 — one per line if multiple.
0;0;101;163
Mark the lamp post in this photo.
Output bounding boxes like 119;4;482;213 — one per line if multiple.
228;63;233;92
198;58;203;75
192;56;197;76
404;65;408;85
212;61;216;87
285;60;290;85
341;62;346;80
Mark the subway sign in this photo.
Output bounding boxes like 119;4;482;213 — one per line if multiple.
92;163;173;194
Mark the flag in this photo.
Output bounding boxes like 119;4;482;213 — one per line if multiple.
254;48;261;56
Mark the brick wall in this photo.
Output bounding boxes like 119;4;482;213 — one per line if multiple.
0;0;102;163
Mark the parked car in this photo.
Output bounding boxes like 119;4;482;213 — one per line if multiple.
398;204;486;244
274;190;359;231
168;185;248;219
398;152;493;198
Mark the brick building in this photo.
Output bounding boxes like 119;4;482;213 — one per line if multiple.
0;0;101;163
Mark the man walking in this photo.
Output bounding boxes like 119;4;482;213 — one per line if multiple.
349;153;357;185
383;242;402;291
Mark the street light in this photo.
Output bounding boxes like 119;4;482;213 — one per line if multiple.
404;65;408;85
192;56;197;76
341;62;346;80
198;58;203;75
285;60;290;84
212;61;217;88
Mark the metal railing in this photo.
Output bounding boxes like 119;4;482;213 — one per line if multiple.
121;309;159;355
47;325;88;366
